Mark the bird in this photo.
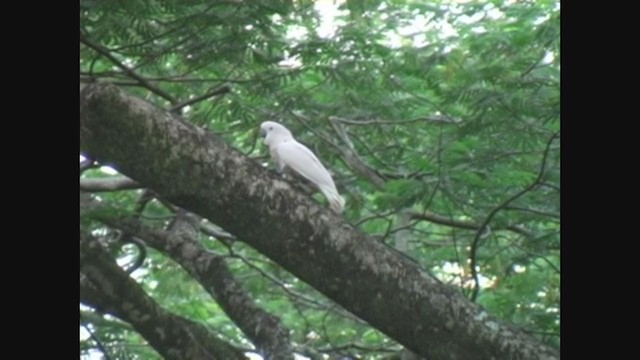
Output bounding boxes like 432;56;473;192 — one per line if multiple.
260;121;345;213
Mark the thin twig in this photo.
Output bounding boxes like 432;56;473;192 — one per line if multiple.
169;85;231;112
80;35;177;104
409;211;533;238
503;205;560;219
291;111;386;189
329;115;462;126
469;132;559;301
80;321;112;360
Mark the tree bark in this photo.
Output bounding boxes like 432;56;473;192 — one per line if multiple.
91;203;295;360
80;82;559;360
80;230;247;360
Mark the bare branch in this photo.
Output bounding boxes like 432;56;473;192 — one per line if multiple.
80;321;112;360
291;111;386;189
169;85;232;113
80;230;248;360
93;206;294;360
503;205;560;219
408;210;534;238
200;220;237;241
329;115;462;126
80;177;141;192
80;35;177;104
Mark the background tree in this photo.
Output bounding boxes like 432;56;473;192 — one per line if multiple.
80;0;560;359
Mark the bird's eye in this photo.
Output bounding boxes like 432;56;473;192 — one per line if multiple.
269;126;273;130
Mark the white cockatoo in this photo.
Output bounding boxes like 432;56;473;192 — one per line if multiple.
260;121;345;213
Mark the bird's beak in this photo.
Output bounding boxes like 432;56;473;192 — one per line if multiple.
259;128;267;137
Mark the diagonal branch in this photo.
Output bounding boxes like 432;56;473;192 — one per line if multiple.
87;201;294;360
80;35;177;104
80;230;247;360
80;82;559;360
290;111;386;189
169;85;232;113
80;321;112;360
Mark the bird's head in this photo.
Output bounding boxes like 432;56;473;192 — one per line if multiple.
260;121;293;145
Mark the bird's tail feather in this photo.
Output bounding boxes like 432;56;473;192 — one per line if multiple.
319;184;346;214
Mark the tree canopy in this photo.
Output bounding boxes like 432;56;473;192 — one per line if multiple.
80;0;560;359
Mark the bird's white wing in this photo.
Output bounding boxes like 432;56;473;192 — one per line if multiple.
276;140;336;190
273;138;345;213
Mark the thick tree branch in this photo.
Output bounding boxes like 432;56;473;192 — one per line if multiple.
79;230;247;360
80;82;559;360
98;208;295;360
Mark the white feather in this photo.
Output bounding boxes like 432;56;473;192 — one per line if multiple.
261;121;346;213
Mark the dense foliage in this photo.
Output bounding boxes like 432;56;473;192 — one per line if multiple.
80;0;559;358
